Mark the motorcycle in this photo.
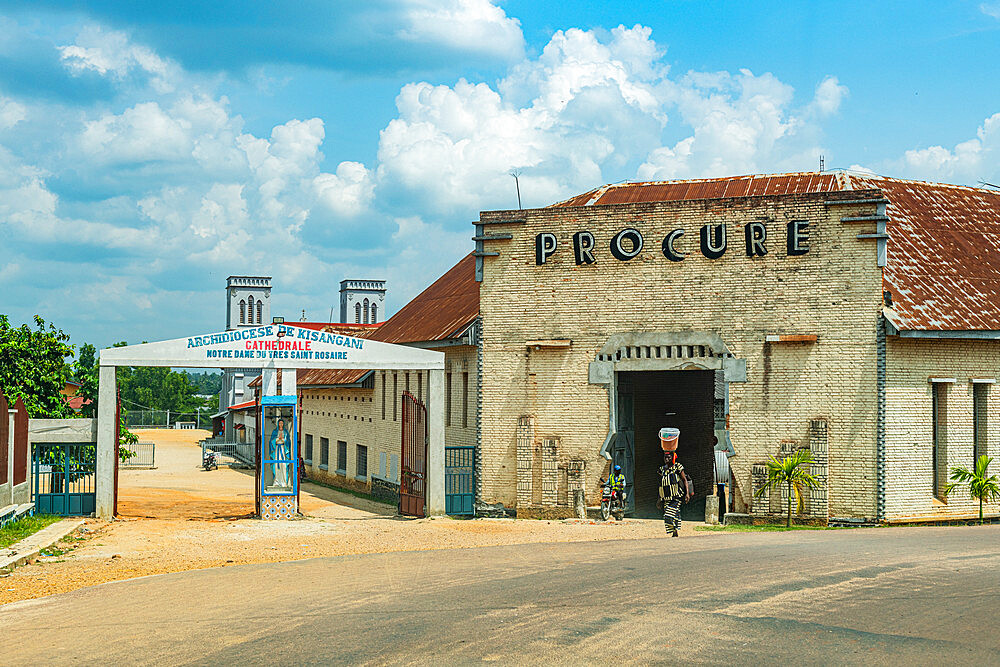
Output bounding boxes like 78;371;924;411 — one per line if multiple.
599;478;626;521
202;451;219;471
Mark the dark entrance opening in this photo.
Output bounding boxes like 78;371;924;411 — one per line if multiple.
619;370;715;519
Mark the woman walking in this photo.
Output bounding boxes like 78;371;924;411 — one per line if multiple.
660;450;691;537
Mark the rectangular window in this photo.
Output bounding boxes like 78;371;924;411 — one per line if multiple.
320;437;329;470
381;372;386;420
445;372;452;427
405;372;410;394
356;445;368;479
932;382;948;500
393;373;398;421
462;371;469;428
380;451;387;479
417;372;422;402
974;382;989;463
337;440;347;473
389;453;398;482
304;434;313;464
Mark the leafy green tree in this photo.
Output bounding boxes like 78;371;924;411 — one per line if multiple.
945;455;1000;524
0;315;74;418
73;342;100;418
72;341;136;460
183;370;222;397
117;366;205;413
754;448;821;527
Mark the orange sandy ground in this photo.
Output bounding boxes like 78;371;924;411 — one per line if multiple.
2;429;683;605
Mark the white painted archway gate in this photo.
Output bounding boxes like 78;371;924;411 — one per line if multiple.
96;324;445;519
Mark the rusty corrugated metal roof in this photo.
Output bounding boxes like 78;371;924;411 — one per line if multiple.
850;175;1000;331
550;171;1000;331
549;173;843;207
296;254;478;387
370;253;478;345
297;367;369;387
293;322;382;335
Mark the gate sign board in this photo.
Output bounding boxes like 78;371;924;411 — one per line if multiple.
99;324;444;370
95;324;446;521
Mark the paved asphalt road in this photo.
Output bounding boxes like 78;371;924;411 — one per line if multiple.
3;524;999;665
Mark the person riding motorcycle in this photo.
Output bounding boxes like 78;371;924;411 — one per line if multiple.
609;464;626;499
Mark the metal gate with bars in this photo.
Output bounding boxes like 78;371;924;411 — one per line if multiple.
400;391;426;517
445;446;475;515
32;443;97;516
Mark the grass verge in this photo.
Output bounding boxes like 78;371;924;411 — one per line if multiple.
695;523;848;533
0;514;62;549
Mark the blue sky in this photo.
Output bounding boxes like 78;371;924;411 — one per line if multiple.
2;1;999;350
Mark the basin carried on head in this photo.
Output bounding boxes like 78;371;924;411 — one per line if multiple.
659;427;680;452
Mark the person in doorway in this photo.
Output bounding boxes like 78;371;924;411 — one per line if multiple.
659;450;691;537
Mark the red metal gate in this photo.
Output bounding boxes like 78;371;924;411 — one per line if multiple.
400;391;427;517
12;396;28;485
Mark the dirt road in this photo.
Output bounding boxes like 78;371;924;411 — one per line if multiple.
3;429;677;605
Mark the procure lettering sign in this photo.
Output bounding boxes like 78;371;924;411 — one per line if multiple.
185;324;363;362
535;221;811;265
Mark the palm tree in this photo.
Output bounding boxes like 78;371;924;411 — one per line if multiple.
945;455;1000;524
754;449;821;527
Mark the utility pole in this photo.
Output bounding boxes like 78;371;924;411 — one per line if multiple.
510;170;522;210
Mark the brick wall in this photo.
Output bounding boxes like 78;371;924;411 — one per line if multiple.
300;344;478;502
478;192;884;518
300;386;375;493
884;337;1000;521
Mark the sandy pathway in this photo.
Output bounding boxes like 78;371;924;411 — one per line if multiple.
3;429;689;605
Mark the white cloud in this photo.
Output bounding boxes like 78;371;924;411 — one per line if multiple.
314;162;374;217
0;96;26;130
372;25;846;208
80;101;193;164
397;0;525;62
59;25;179;93
810;76;848;116
981;2;1000;20
893;112;1000;183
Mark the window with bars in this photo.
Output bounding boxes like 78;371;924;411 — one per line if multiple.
393;373;398;421
381;372;386;420
445;372;452;426
337;440;347;473
320;437;329;470
356;445;368;479
932;382;948;500
462;371;469;428
974;382;989;463
304;434;313;464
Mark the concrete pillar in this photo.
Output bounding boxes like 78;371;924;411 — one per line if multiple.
427;368;445;516
96;365;117;519
705;494;720;525
281;368;296;396
574;489;586;519
262;368;277;395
